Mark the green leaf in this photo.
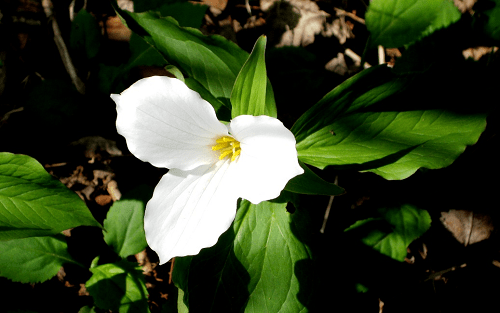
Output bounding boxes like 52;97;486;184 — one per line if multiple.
173;199;312;312
86;260;150;313
297;109;486;180
475;0;500;41
345;204;431;261
103;185;153;258
165;64;185;81
184;78;229;116
78;306;97;313
285;161;344;196
97;33;167;95
134;0;208;29
115;8;249;102
177;289;189;313
70;9;101;60
420;0;461;38
126;33;167;70
156;1;208;29
0;234;80;283
292;66;487;180
291;65;402;143
231;36;276;118
366;0;458;47
0;153;101;241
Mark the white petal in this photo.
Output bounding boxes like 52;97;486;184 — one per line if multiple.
112;76;228;170
229;115;304;204
144;161;239;264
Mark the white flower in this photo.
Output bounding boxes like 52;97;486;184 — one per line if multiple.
111;76;303;264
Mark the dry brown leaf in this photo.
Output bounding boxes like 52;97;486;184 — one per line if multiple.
440;209;494;246
263;0;351;47
202;0;228;11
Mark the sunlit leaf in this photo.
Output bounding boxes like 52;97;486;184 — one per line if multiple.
0;153;101;241
86;260;150;313
292;66;487;180
421;0;461;38
103;185;153;258
173;199;313;312
0;234;80;283
297;109;486;180
366;0;459;47
231;35;277;118
114;8;248;102
345;204;431;261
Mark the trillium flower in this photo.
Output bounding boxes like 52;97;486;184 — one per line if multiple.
111;76;303;264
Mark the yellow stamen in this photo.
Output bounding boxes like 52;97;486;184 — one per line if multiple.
212;136;241;161
231;149;241;161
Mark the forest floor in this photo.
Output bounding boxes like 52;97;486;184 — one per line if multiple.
1;0;499;312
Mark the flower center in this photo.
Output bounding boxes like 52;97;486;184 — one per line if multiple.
212;136;241;162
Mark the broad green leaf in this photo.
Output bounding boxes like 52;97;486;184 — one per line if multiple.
231;36;276;118
297;109;486;180
103;185;153;258
345;204;431;261
115;8;249;102
285;161;344;196
366;0;456;47
292;66;487;180
0;234;80;283
264;79;278;118
126;33;166;70
0;153;101;241
173;199;313;312
86;260;150;313
291;65;404;144
420;0;461;38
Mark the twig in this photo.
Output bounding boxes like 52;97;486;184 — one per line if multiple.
423;263;467;282
0;107;24;124
320;176;338;233
42;0;85;94
245;0;252;15
378;45;385;65
334;8;365;25
168;257;175;284
345;48;371;68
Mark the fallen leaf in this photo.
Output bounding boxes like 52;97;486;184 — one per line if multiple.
440;209;494;246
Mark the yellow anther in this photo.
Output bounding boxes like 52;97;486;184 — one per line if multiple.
212;143;229;151
219;149;233;160
216;136;235;143
231;149;241;161
212;136;241;162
